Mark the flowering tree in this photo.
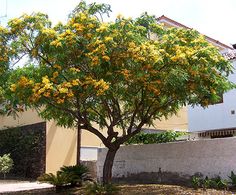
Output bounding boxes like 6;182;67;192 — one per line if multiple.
1;2;233;183
0;25;11;114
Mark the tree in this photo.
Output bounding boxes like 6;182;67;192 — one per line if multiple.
0;25;11;115
1;1;233;184
0;153;14;179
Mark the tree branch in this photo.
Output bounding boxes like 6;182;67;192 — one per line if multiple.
81;124;108;147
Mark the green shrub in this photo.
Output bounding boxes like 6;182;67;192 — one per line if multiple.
210;176;228;189
202;176;211;190
0;153;14;179
38;164;91;189
191;176;201;189
85;182;119;195
125;131;185;145
37;172;71;189
191;175;228;190
59;165;92;186
229;171;236;187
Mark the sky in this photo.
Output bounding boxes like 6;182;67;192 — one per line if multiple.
0;0;235;47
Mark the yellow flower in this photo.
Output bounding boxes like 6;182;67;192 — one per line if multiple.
28;80;34;85
129;42;136;48
50;40;62;47
70;67;80;72
102;56;110;62
92;56;99;65
59;87;68;94
86;33;93;39
18;76;29;87
43;92;51;97
53;64;62;70
71;79;80;86
67;91;74;97
38;88;45;95
57;98;65;104
79;12;87;21
104;37;113;42
88;23;95;28
44;83;53;90
53;71;59;78
64;82;72;88
10;84;16;92
56;42;62;47
42;28;56;37
32;83;41;93
42;76;50;84
96;24;107;32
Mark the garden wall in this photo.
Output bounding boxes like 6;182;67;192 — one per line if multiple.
97;137;236;184
0;122;46;179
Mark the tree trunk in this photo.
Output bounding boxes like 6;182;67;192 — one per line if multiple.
103;147;119;184
76;125;81;165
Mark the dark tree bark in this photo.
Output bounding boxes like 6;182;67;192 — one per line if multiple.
76;125;81;165
102;147;119;184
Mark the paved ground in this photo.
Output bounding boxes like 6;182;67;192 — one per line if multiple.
0;181;53;193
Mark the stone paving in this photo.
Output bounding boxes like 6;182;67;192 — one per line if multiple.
0;181;53;193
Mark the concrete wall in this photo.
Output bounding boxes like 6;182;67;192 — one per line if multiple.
81;147;98;161
188;60;236;131
97;137;236;183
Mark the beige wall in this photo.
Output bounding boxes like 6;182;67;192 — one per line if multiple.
81;129;104;147
147;107;188;131
46;121;77;173
0;109;44;130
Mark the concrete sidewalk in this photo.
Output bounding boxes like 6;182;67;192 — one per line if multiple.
0;182;53;193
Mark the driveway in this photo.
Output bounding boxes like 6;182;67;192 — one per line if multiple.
0;181;53;193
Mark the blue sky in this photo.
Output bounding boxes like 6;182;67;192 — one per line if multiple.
0;0;235;47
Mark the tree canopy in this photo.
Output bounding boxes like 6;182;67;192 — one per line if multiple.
0;1;233;183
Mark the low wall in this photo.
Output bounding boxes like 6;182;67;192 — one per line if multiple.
97;137;236;184
82;160;97;180
81;147;98;161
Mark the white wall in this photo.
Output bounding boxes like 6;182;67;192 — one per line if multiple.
81;147;98;161
97;138;236;181
188;60;236;131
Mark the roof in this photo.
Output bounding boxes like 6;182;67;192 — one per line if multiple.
157;15;233;51
196;127;236;137
222;50;236;60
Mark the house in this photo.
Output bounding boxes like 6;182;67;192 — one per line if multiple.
157;15;236;139
188;50;236;139
0;15;231;175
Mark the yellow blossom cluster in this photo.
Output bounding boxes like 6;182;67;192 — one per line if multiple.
120;69;131;80
83;77;109;95
28;75;80;104
96;23;108;33
50;39;62;47
18;76;34;87
0;56;8;62
42;28;56;38
70;67;80;72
